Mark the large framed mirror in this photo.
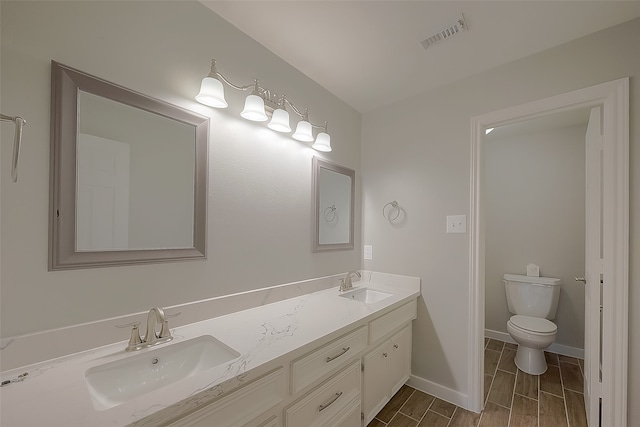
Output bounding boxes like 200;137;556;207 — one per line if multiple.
49;61;208;270
312;157;355;252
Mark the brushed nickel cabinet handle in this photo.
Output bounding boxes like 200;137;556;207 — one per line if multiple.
318;392;343;412
326;346;350;363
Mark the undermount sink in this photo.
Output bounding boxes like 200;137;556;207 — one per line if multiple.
85;335;240;410
339;287;393;304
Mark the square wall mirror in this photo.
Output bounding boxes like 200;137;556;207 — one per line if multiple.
49;61;209;269
312;157;355;252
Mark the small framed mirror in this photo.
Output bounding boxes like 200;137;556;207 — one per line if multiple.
49;61;208;269
312;157;355;252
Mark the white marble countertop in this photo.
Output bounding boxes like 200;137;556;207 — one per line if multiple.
0;281;419;427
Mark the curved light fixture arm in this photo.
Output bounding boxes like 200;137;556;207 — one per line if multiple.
283;100;326;129
199;60;331;150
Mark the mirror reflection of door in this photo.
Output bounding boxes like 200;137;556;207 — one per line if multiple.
76;134;130;251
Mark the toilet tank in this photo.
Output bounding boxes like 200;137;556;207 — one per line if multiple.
503;274;561;320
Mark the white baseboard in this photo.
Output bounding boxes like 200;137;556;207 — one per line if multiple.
406;374;470;410
484;329;584;359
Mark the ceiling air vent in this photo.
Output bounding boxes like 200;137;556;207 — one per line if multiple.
421;14;468;50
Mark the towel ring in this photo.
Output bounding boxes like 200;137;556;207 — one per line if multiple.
324;205;337;222
382;201;400;222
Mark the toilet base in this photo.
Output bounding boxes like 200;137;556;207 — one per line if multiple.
514;345;547;375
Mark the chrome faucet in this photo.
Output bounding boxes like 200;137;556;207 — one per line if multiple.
117;307;179;352
339;270;361;292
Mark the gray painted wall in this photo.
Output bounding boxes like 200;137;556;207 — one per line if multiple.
484;124;587;350
362;18;639;420
0;1;361;337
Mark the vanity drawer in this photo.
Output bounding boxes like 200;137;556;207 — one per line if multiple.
369;299;417;344
291;326;367;394
167;368;285;427
285;360;361;427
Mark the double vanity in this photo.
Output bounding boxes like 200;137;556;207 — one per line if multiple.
0;278;419;426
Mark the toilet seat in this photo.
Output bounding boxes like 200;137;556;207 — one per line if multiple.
509;315;557;334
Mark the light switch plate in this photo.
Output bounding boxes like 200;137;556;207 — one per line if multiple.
364;245;373;260
446;215;467;233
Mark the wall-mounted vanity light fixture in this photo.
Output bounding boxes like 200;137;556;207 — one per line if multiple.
195;60;331;152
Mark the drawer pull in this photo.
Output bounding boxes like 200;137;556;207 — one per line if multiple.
318;391;343;412
383;352;388;358
394;344;399;349
326;346;350;363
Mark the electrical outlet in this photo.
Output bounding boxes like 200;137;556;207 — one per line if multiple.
446;215;467;233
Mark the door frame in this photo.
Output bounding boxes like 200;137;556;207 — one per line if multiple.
468;78;628;425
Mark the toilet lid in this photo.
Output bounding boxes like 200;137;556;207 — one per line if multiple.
509;315;557;334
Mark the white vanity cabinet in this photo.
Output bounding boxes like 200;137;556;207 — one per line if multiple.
166;297;416;427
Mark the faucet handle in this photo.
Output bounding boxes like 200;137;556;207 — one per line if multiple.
116;321;141;329
159;312;181;339
116;321;142;349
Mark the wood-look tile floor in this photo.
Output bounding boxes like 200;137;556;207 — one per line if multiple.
368;339;587;427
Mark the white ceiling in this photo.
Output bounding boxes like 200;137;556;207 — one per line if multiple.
202;1;640;113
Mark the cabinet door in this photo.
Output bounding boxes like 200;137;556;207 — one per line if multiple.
362;341;390;424
389;325;412;395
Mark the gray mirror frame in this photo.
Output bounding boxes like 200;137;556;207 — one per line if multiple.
49;61;208;270
312;157;355;252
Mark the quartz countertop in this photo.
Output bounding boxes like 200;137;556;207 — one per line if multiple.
0;281;419;426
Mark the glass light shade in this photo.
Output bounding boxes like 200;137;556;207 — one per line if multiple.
195;76;228;108
312;132;332;152
267;108;291;133
292;120;314;142
240;94;268;122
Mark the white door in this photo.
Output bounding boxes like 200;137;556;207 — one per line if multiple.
583;107;602;426
76;134;130;251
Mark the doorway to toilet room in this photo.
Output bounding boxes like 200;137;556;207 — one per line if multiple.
469;78;629;427
483;110;589;370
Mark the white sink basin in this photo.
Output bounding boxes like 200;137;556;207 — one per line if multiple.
339;287;393;304
85;335;240;410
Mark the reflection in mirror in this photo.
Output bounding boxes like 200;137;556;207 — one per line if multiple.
77;91;195;251
49;61;208;269
312;157;355;251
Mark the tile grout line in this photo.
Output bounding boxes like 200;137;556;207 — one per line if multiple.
506;349;516;427
537;370;541;427
388;388;415;426
446;406;457;427
413;389;436;427
558;362;571;427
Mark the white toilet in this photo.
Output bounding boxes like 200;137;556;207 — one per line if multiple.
504;273;561;375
